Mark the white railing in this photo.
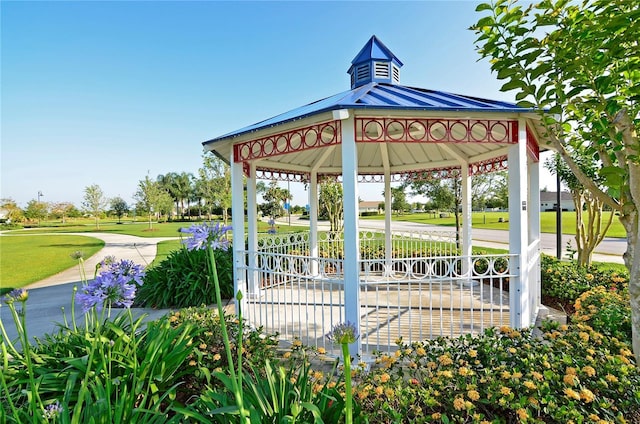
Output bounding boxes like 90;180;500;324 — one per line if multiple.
239;242;516;355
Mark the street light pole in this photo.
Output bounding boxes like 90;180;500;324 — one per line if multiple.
38;191;43;203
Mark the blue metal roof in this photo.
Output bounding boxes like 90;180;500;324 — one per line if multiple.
203;82;535;145
349;35;403;68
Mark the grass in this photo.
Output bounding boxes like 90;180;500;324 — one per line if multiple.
362;211;626;238
0;234;105;290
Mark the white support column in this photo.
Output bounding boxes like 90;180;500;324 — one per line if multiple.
247;162;260;297
381;144;392;276
508;118;530;328
528;157;541;316
309;171;319;276
338;109;361;357
231;150;246;311
461;163;472;277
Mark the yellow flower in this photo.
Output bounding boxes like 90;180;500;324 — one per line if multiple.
404;348;413;355
189;360;197;366
512;371;523;379
453;397;466;411
559;324;569;331
395;350;402;358
501;371;511;379
500;386;512;396
357;390;369;400
199;343;207;349
588;414;600;422
213;353;221;361
605;374;618;383
499;325;511;333
524;381;536;390
620;348;633;357
517;408;528;420
563;374;578;386
469;349;478;358
431;413;441;420
293;340;302;348
327;381;336;389
508;347;517;354
564;388;581;400
283;352;291;359
290;377;297;384
375;386;384;395
384;388;394;398
459;367;471;376
317;347;326;354
416;347;426;356
580;388;595;403
438;354;453;366
531;371;544;381
566;367;577;375
313;371;323;380
528;397;539;406
467;390;480;401
379;373;390;383
439;370;454;378
582;366;596;377
579;332;590;342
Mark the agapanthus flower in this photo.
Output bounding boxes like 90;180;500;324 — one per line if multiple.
4;288;28;304
70;251;85;260
180;222;232;252
76;257;145;312
43;400;63;420
326;321;359;345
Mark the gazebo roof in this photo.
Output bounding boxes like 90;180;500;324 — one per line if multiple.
203;36;546;181
205;82;536;144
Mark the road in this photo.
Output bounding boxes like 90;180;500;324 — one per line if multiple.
276;215;626;264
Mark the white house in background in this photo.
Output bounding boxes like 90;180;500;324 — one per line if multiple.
540;191;575;212
359;200;382;214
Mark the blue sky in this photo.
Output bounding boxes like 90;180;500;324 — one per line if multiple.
1;0;555;208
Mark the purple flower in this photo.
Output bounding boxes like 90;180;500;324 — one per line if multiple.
4;288;28;304
76;257;145;312
327;321;359;345
180;222;232;252
43;400;63;420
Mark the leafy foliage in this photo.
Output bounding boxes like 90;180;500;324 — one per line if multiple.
137;246;233;308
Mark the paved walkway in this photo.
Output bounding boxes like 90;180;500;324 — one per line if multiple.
1;233;178;342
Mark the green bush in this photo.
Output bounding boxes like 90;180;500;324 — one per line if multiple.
137;246;233;308
541;254;629;305
355;324;640;423
574;285;632;344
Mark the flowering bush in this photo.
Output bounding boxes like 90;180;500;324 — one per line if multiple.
355;324;640;423
573;285;632;344
541;254;629;310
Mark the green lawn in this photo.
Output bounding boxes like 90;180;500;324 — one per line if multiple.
363;211;626;238
0;234;105;290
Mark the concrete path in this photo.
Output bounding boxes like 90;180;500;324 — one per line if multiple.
275;215;626;264
1;233;178;343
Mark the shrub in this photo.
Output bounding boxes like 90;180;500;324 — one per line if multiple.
166;306;279;397
541;254;629;308
137;246;233;308
573;285;632;344
356;324;640;423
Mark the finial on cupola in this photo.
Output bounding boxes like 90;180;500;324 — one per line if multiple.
348;35;403;89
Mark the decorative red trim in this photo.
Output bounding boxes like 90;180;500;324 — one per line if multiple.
355;117;518;144
469;155;509;176
526;126;540;162
233;120;341;162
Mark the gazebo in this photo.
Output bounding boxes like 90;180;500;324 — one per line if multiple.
203;36;546;356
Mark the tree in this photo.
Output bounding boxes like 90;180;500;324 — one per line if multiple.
198;155;232;224
82;184;108;229
24;200;48;225
261;181;292;222
546;152;614;267
0;198;25;223
319;181;344;232
473;0;640;360
472;171;508;211
110;197;129;224
50;202;77;223
388;187;410;215
134;175;172;230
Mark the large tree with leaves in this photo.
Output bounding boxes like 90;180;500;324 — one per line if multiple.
134;176;173;230
319;181;344;233
473;0;640;360
198;154;232;224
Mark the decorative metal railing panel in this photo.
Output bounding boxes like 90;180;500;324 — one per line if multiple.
240;232;518;355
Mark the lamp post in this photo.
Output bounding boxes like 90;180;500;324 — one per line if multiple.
38;191;43;203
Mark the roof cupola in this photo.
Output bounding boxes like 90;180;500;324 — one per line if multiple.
348;35;403;89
